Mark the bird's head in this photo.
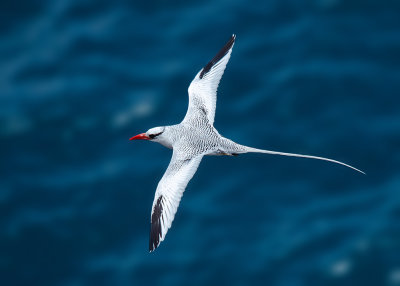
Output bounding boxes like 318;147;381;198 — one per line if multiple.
130;126;172;149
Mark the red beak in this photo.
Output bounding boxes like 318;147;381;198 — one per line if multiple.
129;133;150;140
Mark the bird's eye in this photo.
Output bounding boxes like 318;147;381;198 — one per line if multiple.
149;132;162;139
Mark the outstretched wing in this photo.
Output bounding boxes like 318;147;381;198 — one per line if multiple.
149;151;203;252
184;34;236;125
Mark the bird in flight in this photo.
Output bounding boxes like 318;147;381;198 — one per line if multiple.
130;34;364;252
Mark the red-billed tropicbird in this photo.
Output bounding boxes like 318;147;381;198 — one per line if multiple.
130;34;364;252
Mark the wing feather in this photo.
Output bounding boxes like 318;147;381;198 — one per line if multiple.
184;34;236;125
149;152;203;252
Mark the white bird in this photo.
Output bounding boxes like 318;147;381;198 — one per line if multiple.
130;34;364;252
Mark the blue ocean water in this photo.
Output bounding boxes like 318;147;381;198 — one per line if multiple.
1;1;400;285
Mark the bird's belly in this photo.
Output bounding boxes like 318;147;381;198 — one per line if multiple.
206;149;239;156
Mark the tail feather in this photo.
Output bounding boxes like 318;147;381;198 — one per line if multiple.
245;147;365;175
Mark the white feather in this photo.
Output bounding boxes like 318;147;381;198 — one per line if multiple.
184;36;235;125
150;151;203;247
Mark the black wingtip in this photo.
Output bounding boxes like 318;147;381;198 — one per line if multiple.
199;34;236;79
149;195;163;252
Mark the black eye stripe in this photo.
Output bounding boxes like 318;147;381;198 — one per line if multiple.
149;132;162;139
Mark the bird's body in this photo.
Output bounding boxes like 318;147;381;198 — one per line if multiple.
130;35;364;252
162;123;244;156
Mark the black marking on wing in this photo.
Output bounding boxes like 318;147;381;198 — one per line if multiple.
149;195;163;252
199;105;208;116
199;34;236;79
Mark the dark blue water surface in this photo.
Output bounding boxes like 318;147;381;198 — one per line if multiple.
1;1;400;285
